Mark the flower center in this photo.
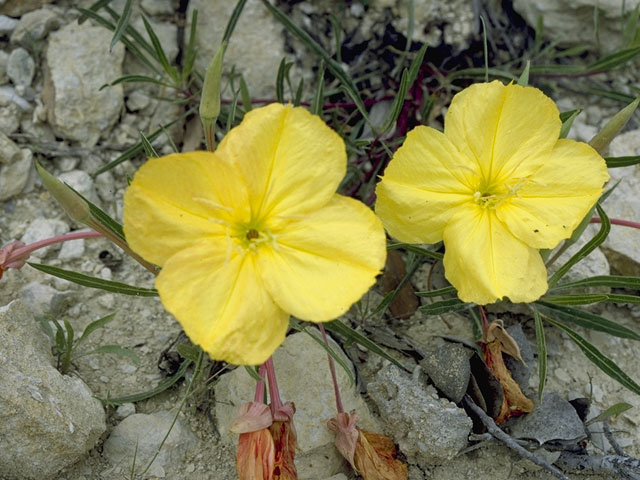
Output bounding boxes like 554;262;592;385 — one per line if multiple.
473;177;530;209
234;222;277;253
246;229;259;240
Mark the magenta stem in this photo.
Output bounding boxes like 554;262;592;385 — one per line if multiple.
7;230;102;264
264;357;283;414
318;323;344;414
591;217;640;230
253;364;267;404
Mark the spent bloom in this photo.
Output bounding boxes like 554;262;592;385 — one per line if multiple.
123;103;386;365
376;81;610;304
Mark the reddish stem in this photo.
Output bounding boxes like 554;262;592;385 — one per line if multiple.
318;323;344;414
264;356;283;414
8;230;102;261
253;364;267;404
591;217;640;229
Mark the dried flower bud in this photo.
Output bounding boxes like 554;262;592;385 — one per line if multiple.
236;429;275;480
231;402;273;434
269;402;297;479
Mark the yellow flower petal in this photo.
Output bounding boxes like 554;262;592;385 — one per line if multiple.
217;103;346;219
123;152;249;266
375;126;474;243
442;204;548;304
444;81;560;185
155;241;288;365
496;139;610;249
258;195;386;321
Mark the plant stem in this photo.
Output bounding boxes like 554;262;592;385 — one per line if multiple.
318;323;344;414
264;356;283;414
9;230;102;261
591;217;640;229
478;305;489;337
254;364;267;404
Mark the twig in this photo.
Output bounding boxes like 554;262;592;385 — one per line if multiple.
462;395;572;480
556;452;640;480
603;422;627;457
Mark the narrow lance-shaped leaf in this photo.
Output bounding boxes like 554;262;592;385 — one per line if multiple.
589;95;640;153
78;313;116;344
551;275;640;291
533;307;547;402
535;300;640;341
543;316;640;396
28;263;159;297
110;0;132;52
585;402;633;426
517;60;530;86
420;298;472;315
311;62;325;116
605;155;640;168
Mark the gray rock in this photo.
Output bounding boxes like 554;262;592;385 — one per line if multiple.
141;0;174;15
0;98;20;133
44;21;125;146
0;129;20;164
598;130;640;275
114;402;136;420
513;0;631;51
215;331;376;479
10;7;60;45
58;238;85;261
20;217;69;257
0;300;106;480
103;411;199;478
126;89;150;111
0;14;17;35
19;281;69;316
368;363;472;465
187;0;285;98
0;147;31;201
0;84;30;110
7;47;35;87
508;393;587;445
420;342;470;403
0;0;53;17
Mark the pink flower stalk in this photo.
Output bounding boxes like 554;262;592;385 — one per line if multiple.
0;230;102;279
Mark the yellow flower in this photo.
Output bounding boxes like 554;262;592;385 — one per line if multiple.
123;104;386;365
375;81;609;305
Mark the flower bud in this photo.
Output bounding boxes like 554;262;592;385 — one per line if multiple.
199;41;227;151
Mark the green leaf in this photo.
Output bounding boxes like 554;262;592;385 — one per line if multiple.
261;0;371;127
110;0;132;52
239;76;252;112
78;313;116;345
586;46;640;72
63;318;75;354
76;8;161;76
535;300;640;341
544;293;640;306
380;43;428;133
559;109;582;139
182;9;198;80
222;0;247;43
243;365;264;382
28;263;159;297
80;344;140;365
548;204;610;287
543;316;640;396
98;360;191;406
140;131;159;158
176;343;202;363
311;63;325;116
415;286;457;297
36;316;55;340
387;242;443;261
605;155;640;168
294;78;304;107
552;275;640;291
324;320;407;370
276;58;293;104
225;90;240;133
420;298;472;315
586;402;633;425
289;320;354;386
533;307;547;402
93;116;184;175
517;60;530;86
102;74;174;89
141;15;178;82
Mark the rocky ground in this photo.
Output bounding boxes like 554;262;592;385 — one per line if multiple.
1;0;640;479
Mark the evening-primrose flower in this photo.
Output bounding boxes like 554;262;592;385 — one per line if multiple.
123;104;386;365
375;81;609;304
